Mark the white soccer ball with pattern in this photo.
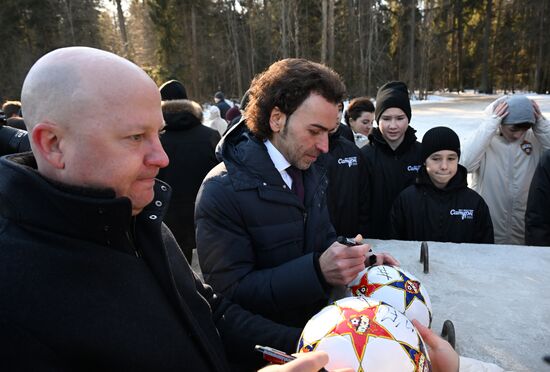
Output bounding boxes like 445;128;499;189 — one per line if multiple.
297;296;431;372
347;265;432;327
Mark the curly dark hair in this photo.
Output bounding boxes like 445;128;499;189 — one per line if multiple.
345;96;374;126
245;58;346;141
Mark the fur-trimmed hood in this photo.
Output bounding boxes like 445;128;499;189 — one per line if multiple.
162;99;203;131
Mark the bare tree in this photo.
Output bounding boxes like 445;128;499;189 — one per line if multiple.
293;0;300;57
112;0;129;57
327;0;335;66
408;0;416;96
281;0;289;58
535;0;547;93
480;0;492;93
321;0;327;63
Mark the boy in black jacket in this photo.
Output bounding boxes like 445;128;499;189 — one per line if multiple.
390;126;494;243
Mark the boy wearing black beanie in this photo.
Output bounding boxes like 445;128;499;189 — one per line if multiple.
389;126;494;243
360;81;422;239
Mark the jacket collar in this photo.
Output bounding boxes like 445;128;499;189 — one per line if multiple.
368;126;418;155
416;164;468;192
218;126;328;207
0;153;171;255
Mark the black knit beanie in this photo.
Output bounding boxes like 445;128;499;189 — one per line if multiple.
374;81;411;123
421;126;461;161
160;80;188;101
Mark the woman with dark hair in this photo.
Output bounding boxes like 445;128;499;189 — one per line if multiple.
345;96;375;148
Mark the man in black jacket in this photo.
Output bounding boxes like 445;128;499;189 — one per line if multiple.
0;46;305;371
196;58;397;330
390;126;494;243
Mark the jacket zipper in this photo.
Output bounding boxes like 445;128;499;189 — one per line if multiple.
126;218;141;258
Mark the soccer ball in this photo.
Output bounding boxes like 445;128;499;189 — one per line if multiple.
297;296;431;372
347;265;432;328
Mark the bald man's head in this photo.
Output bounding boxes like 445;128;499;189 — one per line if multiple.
22;47;158;133
21;47;168;215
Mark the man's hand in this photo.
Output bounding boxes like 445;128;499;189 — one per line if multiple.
413;320;459;372
370;252;400;267
258;351;353;372
319;236;371;286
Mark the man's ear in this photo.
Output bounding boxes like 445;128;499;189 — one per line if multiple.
31;122;65;169
269;107;286;133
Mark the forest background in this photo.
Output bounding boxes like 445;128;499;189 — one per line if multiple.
1;0;548;103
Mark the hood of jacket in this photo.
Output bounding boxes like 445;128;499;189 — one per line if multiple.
216;122;285;191
368;126;418;155
162;99;203;131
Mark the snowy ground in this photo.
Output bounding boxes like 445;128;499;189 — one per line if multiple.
409;92;550;144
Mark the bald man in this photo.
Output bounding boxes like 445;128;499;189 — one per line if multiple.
0;47;301;371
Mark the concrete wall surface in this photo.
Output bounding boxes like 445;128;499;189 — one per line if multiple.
366;239;550;372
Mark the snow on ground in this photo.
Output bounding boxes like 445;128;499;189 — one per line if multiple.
408;93;550;144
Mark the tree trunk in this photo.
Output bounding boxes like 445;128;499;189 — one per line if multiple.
408;0;416;97
227;1;243;95
480;0;492;93
114;0;129;57
63;0;76;44
367;0;374;95
455;0;463;92
321;0;327;63
535;0;546;93
281;0;289;58
191;4;199;98
293;0;300;57
327;0;335;66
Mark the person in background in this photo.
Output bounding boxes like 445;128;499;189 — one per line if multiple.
205;105;228;136
225;105;241;125
345;96;375;148
195;58;397;331
525;149;550;246
460;95;550;245
214;91;231;120
159;79;188;100
2;100;26;130
334;101;354;143
226;89;250;132
361;81;423;239
0;46;301;371
157;81;221;263
322;114;370;238
2;100;21;118
390;126;494;243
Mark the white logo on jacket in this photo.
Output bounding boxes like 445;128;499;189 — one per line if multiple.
337;157;358;168
407;165;421;172
450;209;474;220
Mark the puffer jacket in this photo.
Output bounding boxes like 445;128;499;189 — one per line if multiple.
322;130;369;237
361;126;423;239
157;99;220;262
390;165;494;243
460;101;550;245
0;153;299;371
195;122;336;328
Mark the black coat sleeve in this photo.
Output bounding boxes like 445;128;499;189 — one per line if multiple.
525;151;550;246
196;274;301;368
389;192;408;240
